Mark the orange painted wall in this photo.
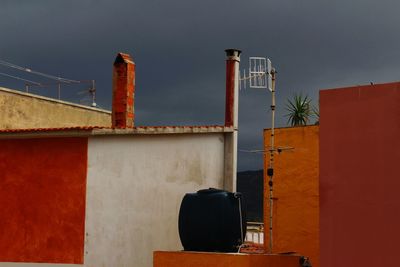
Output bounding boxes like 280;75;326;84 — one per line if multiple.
264;125;319;266
154;251;302;267
0;137;87;264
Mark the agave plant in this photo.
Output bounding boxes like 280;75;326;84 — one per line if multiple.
285;94;312;126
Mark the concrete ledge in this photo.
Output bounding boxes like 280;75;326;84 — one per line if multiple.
153;251;302;267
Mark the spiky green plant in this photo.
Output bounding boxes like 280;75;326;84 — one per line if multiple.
285;94;312;126
312;104;320;125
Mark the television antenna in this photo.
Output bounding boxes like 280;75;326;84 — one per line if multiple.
77;80;97;107
239;56;284;253
239;57;272;91
0;58;96;106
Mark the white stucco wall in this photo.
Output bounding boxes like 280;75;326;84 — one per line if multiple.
84;133;225;267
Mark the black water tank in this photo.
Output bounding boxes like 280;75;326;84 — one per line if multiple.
178;188;246;252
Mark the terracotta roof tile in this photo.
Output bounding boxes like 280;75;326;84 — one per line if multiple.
239;242;265;254
0;126;104;133
0;125;229;135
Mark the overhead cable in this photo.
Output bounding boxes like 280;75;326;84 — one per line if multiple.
0;59;80;84
0;71;41;85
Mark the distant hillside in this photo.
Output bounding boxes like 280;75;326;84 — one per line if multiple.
237;170;263;222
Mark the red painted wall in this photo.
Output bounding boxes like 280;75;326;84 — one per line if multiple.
320;82;400;267
0;137;88;264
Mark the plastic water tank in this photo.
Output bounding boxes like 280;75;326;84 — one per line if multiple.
178;188;246;252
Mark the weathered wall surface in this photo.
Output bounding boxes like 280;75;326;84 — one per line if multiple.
320;82;400;267
85;133;226;267
0;131;229;267
264;126;319;266
0;137;87;265
0;87;110;129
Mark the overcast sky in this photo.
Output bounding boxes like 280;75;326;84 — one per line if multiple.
1;0;400;170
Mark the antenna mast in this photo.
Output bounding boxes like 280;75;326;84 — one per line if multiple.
240;56;277;253
267;67;276;253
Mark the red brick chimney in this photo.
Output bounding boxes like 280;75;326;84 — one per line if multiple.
112;52;135;128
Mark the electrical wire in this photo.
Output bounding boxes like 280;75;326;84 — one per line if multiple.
0;71;41;85
236;192;245;253
0;59;80;84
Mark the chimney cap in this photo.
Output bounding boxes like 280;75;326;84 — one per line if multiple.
114;52;135;64
225;49;242;57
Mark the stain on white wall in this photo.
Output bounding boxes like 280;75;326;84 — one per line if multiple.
85;133;225;267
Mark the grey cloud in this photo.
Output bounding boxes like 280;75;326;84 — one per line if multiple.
1;0;400;170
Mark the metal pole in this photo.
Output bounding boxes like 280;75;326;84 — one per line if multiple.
267;68;276;253
91;80;96;106
58;82;61;100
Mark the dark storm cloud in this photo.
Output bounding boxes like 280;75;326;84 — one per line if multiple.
1;0;400;170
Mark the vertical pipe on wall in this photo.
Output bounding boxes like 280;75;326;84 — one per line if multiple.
224;49;241;192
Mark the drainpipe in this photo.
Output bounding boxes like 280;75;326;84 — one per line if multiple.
224;49;241;192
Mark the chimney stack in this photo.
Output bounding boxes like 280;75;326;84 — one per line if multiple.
225;49;241;128
112;53;135;128
223;49;241;193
